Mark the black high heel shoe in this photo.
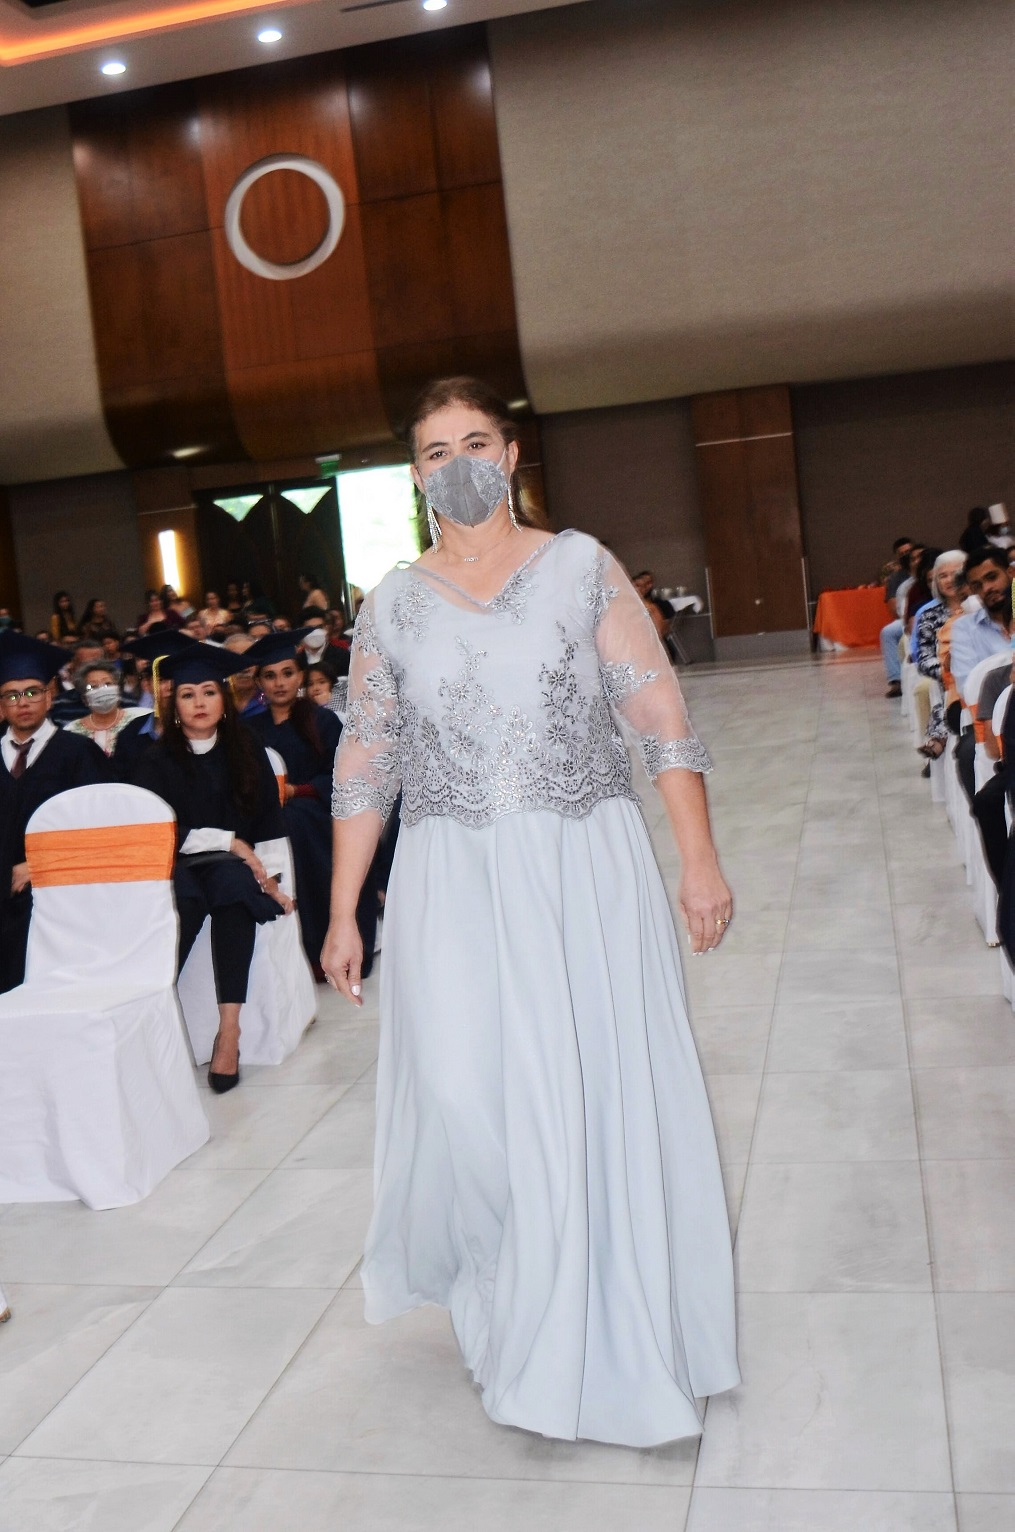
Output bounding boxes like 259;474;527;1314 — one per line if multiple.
207;1033;241;1094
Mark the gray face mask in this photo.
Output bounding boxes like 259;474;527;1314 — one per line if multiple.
424;451;509;528
87;684;120;712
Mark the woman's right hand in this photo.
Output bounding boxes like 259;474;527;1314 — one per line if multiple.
231;837;269;889
321;916;364;1007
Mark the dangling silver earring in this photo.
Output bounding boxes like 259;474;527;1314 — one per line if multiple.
507;479;520;529
426;501;442;548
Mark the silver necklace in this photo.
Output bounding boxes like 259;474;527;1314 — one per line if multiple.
446;526;517;566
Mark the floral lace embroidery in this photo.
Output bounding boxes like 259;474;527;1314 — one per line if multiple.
391;576;438;641
579;550;619;631
487;566;534;625
395;625;635;828
639;735;713;778
600;660;660;704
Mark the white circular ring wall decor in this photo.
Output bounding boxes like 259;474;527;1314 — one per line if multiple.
224;154;346;281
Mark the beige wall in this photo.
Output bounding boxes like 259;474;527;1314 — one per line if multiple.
0;107;122;484
491;0;1013;412
8;471;144;636
794;362;1015;595
540;398;707;592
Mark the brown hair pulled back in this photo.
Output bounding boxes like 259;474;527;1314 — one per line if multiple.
402;376;541;529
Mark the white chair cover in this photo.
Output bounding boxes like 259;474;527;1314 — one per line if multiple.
926;681;947;804
176;747;316;1067
0;784;208;1208
963;656;1010;945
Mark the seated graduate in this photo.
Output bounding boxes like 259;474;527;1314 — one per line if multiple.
244;629;376;978
0;632;109;993
133;645;292;1093
111;631;200;781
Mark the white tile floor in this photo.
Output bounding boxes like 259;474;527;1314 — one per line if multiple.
1;655;1012;1532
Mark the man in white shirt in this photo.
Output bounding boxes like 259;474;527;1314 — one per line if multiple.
0;633;108;991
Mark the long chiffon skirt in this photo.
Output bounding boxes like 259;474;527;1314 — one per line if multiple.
362;796;740;1447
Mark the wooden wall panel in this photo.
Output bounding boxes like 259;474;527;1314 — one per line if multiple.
445;184;518;337
72;85;209;249
71;83;243;467
71;25;528;470
431;33;501;188
692;385;807;639
346;42;438;202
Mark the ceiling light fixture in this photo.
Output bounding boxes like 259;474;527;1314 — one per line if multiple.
100;59;127;75
257;26;282;42
422;1;448;12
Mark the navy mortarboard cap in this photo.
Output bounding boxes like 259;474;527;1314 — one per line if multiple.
123;630;200;665
0;631;69;687
158;643;254;687
244;628;314;670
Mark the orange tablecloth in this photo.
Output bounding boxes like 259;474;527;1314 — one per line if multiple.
813;588;896;648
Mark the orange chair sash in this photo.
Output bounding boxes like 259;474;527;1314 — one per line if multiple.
26;822;176;888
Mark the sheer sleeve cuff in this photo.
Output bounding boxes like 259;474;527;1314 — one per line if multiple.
331;773;399;821
639;734;714;778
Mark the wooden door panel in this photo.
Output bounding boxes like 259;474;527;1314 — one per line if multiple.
693;385;806;638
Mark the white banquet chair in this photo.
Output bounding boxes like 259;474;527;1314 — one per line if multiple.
963;655;1011;944
176;746;316;1067
0;784;209;1209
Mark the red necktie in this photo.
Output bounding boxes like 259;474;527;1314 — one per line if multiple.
9;738;34;779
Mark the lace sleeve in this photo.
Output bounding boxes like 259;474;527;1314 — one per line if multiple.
331;594;402;821
587;549;713;778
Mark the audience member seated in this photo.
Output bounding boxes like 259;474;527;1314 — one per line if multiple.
64;659;148;757
48;589;79;643
50;640;104;725
111;631;200;780
879;536;916;697
224;581;243;619
134;645;292;1092
298;572;329;616
198;590;230;630
958;506;992;554
631;569;671;641
914;551;967;761
245;630;356;976
222;632;267;717
161;585;195;627
246;618;273;640
240;579;275;623
305;657;345;715
950;547;1012;803
0;633;108;992
79;597;119;643
136;589;169;634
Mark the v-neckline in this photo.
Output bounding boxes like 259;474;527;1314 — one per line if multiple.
409;531;568;612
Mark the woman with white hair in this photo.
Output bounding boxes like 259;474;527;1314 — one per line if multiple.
914;550;967;759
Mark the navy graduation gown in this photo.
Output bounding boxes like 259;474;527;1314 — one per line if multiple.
134;732;286;929
0;727;110;992
247;705;346;968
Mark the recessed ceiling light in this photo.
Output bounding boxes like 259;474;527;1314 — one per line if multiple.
257;27;282;43
422;1;448;12
100;60;127;75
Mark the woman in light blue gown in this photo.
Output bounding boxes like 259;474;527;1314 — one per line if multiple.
322;377;739;1448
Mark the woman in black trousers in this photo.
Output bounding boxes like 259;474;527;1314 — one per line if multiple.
135;646;292;1092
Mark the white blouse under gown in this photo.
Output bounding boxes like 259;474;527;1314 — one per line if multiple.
332;529;739;1448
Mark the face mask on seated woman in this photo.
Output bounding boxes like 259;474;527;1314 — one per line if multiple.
86;684;120;712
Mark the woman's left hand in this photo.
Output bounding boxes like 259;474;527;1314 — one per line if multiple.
679;862;733;955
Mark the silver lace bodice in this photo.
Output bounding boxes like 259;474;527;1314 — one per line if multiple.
332;530;711;829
